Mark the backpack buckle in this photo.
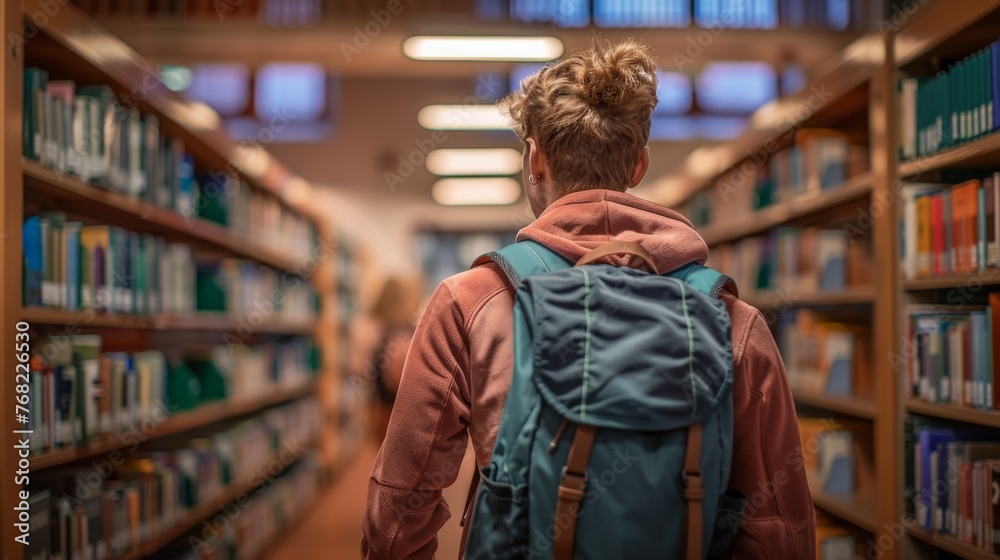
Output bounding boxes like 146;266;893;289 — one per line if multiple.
560;466;589;491
682;469;702;487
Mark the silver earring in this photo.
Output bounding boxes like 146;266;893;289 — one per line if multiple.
528;174;537;185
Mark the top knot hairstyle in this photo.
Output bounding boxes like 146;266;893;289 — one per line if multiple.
499;38;659;193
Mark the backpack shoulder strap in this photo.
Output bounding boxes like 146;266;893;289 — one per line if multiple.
472;240;572;289
665;262;738;300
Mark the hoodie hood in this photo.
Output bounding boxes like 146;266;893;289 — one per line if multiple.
517;189;709;274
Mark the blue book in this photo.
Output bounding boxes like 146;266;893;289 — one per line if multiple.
918;428;956;529
22;216;43;306
64;222;81;311
984;307;994;410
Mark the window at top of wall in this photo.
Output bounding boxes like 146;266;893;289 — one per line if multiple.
509;63;547;94
507;0;590;27
593;0;690;27
656;71;693;115
695;62;777;114
255;63;327;122
188;63;250;117
695;0;778;29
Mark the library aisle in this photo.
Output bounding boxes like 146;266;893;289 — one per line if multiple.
6;0;1000;559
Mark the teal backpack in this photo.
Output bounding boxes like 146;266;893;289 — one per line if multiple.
462;240;747;560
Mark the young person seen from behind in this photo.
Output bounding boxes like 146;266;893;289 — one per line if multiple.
362;39;815;559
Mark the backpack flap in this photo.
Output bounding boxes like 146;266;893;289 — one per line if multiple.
521;264;734;432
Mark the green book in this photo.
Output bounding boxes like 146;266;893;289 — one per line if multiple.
71;335;102;444
166;361;201;412
22;68;48;160
75;85;117;185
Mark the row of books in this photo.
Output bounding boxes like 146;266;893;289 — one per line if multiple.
685;129;868;227
22;69;315;260
158;456;321;560
706;227;871;294
778;310;869;396
23;215;318;322
196;257;317;322
25;398;320;560
899;38;1000;160
798;417;858;496
900;177;1000;279
906;301;999;411
24;334;318;452
908;419;1000;553
23;214;195;314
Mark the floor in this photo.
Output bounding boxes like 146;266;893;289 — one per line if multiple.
269;438;476;559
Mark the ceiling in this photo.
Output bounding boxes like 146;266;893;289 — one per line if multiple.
86;10;865;231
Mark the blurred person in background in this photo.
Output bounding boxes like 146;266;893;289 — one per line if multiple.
368;275;424;443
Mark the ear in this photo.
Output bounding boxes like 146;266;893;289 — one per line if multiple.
527;138;549;179
628;146;650;189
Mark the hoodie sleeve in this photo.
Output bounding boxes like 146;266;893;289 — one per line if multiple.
361;280;472;560
729;310;816;560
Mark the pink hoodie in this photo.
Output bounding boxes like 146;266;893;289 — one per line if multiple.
362;189;815;559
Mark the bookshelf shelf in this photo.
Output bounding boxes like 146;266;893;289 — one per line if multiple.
32;382;315;471
700;173;874;247
905;399;1000;428
898;131;1000;178
902;271;1000;291
793;389;877;420
904;521;1000;560
893;0;1000;68
742;287;875;310
119;436;317;560
807;470;879;533
23;160;308;275
21;308;315;335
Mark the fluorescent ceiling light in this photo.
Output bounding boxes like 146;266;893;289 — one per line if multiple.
427;148;522;176
418;105;511;130
404;36;563;61
432;177;522;206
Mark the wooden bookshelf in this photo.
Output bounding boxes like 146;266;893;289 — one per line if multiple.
647;32;881;208
21;2;314;213
793;388;877;420
0;3;335;559
23;160;309;274
32;382;315;471
903;271;1000;291
119;436;317;560
905;400;1000;428
700;172;874;247
807;469;880;534
904;521;1000;560
898;131;1000;178
742;287;875;310
21;307;316;335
